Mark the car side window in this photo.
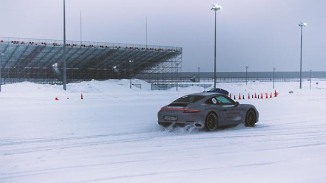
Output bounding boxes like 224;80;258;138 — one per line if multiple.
215;96;234;105
206;95;235;105
206;97;219;105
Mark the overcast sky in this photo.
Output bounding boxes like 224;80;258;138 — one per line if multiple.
1;0;325;72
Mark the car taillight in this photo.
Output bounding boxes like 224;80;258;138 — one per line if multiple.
183;108;201;113
159;107;167;112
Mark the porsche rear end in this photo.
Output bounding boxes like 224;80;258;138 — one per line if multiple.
157;103;205;129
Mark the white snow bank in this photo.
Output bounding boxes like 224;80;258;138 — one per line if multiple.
1;79;326;183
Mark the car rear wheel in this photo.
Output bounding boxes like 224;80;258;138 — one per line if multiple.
245;109;256;127
205;112;218;131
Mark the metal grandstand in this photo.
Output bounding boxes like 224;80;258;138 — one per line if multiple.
0;37;182;84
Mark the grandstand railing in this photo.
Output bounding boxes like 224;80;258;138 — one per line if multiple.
0;37;182;52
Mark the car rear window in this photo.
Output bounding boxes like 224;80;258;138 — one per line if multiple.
173;95;206;103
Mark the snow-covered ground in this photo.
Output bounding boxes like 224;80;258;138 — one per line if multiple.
1;79;326;183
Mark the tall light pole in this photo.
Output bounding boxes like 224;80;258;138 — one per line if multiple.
176;62;180;91
211;3;221;89
310;70;312;90
299;22;307;89
129;60;134;88
198;66;200;82
273;67;275;89
0;52;3;92
80;10;82;43
63;0;67;90
245;66;248;85
146;16;148;48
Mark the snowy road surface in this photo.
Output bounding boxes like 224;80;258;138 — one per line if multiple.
1;80;326;183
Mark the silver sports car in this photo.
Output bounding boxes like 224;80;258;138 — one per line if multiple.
158;91;259;131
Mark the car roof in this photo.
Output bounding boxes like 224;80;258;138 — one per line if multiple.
186;92;222;97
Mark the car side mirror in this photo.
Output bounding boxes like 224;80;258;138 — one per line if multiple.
234;101;239;107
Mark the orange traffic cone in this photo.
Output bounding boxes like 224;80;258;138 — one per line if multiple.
265;93;269;99
261;93;263;99
270;92;273;98
248;93;250;99
55;97;59;100
255;93;257;98
239;93;241;100
274;90;278;97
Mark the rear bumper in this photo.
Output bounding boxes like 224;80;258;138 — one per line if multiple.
157;110;206;129
158;120;205;129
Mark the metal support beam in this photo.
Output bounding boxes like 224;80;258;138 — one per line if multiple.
63;0;67;90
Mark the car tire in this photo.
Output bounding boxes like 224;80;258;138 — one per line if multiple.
245;109;256;127
205;112;218;131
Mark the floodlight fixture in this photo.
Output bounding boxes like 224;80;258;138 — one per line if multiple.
211;3;222;11
299;22;307;27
